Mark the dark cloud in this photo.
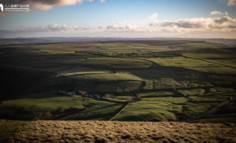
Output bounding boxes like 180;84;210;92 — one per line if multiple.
214;16;231;24
158;21;204;28
150;16;236;30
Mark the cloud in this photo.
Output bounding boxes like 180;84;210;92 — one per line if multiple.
219;0;236;6
100;0;106;3
150;18;206;28
0;24;103;33
210;11;222;15
225;12;228;16
150;16;236;30
150;13;158;20
79;26;103;30
107;24;138;30
227;0;236;6
106;24;156;33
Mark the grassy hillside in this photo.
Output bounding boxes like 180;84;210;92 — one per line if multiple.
0;67;56;101
0;40;236;122
192;99;236;123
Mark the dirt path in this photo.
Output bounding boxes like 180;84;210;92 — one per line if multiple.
109;102;130;121
183;97;236;122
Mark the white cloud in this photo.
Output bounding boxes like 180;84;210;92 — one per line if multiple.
100;0;106;3
1;24;103;33
1;16;236;38
107;24;138;30
210;11;222;15
225;12;228;16
227;0;236;6
79;26;103;30
150;13;158;20
106;24;155;33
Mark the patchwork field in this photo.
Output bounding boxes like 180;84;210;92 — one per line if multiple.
0;40;236;123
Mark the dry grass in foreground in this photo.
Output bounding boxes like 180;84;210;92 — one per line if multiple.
7;121;236;143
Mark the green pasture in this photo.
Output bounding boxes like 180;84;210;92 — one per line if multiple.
113;97;184;121
75;41;177;52
177;89;205;96
192;102;236;123
206;59;236;68
107;94;136;102
120;68;236;88
175;87;236;101
183;53;235;59
137;91;176;97
94;81;143;92
171;42;225;49
203;66;236;75
148;57;217;67
207;87;235;93
70;72;142;81
113;96;218;121
73;58;155;69
0;92;125;120
0;92;83;120
148;57;236;75
153;78;187;89
75;101;126;121
57;66;112;76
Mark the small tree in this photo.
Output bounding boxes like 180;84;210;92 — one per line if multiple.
115;87;123;93
124;89;129;93
79;90;87;96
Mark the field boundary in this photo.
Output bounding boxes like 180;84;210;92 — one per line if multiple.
184;56;236;70
183;97;236;122
109;102;130;121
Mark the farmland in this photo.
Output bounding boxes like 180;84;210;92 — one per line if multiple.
0;40;236;123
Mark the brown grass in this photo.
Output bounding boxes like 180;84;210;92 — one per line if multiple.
5;121;236;143
0;120;27;142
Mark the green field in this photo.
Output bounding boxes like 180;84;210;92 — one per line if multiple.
0;40;236;122
71;72;143;81
0;91;125;120
113;96;219;121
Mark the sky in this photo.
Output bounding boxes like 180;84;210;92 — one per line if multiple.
0;0;236;38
